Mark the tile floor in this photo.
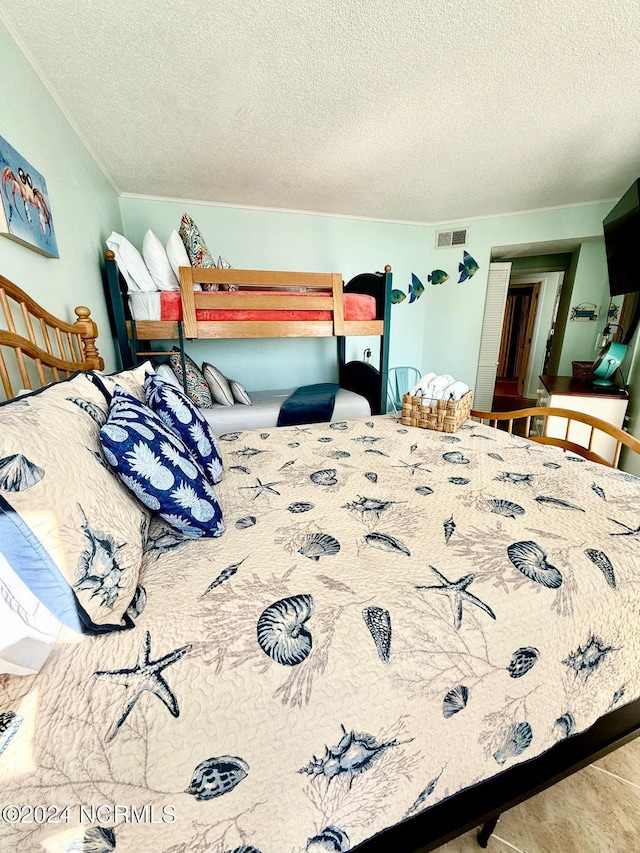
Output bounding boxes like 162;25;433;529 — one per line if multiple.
427;736;640;853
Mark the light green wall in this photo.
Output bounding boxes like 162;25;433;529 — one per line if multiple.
556;241;610;374
1;23;122;370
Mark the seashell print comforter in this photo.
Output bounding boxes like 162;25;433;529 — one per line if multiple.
2;415;640;852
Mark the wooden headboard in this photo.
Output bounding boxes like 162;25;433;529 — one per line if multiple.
0;273;103;401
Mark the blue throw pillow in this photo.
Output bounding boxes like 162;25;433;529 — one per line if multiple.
144;373;223;485
100;387;224;539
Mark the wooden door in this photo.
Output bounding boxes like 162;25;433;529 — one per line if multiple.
496;282;541;395
517;283;540;396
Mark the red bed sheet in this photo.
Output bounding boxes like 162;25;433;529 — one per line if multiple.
159;290;377;322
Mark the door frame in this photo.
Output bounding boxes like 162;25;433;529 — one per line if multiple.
510;272;564;398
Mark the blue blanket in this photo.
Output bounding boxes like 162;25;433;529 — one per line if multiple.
277;383;339;427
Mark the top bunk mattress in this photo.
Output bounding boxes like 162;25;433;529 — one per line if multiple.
128;290;377;323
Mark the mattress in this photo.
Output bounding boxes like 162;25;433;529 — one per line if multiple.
2;416;640;852
199;387;371;432
128;290;377;323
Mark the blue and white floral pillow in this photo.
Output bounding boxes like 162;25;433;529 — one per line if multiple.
144;374;224;484
100;387;224;539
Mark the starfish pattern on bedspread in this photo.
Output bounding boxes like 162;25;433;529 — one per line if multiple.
416;566;496;630
238;477;282;499
94;630;192;743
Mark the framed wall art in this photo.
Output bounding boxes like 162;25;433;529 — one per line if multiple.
0;135;59;258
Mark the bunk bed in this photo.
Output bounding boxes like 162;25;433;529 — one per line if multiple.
3;276;640;853
104;251;392;420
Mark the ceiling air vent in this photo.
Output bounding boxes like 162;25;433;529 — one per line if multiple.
435;228;468;249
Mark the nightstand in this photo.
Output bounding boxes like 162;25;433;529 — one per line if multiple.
535;375;629;465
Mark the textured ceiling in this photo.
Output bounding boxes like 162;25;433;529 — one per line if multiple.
3;0;640;223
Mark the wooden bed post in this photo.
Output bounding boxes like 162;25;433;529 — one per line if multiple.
104;249;134;369
74;306;104;370
380;265;392;413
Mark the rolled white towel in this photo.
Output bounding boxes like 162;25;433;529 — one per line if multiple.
410;372;436;397
444;381;469;400
425;374;455;399
445;381;469;400
445;380;470;401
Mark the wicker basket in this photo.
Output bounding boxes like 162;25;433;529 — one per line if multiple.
400;390;473;433
572;360;593;382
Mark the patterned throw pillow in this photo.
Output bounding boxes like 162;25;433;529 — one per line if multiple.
144;374;223;484
179;213;218;292
0;373;149;634
100;387;224;539
167;348;213;408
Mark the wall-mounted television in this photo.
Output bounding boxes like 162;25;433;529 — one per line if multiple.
603;178;640;297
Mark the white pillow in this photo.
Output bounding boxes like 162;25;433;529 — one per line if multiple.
0;554;61;675
155;362;182;388
143;230;180;291
202;362;234;406
106;231;157;294
93;361;155;401
230;378;252;405
166;230;201;290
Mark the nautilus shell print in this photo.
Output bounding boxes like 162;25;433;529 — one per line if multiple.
257;594;314;666
507;541;563;588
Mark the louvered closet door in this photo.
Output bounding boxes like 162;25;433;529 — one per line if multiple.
473;262;512;410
